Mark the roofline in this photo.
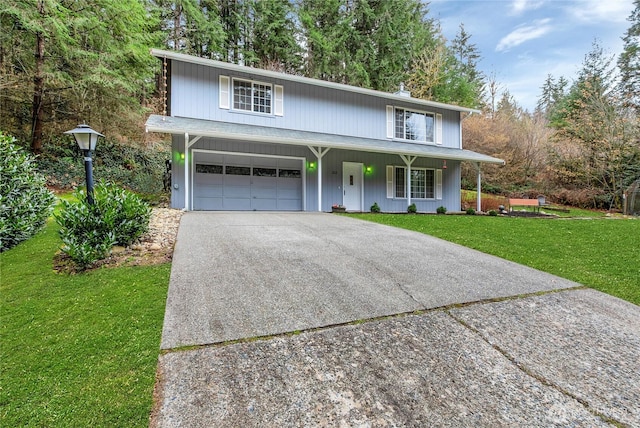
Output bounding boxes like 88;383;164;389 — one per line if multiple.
145;115;504;165
150;49;481;114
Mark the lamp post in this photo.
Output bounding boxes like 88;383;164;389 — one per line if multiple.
64;124;104;205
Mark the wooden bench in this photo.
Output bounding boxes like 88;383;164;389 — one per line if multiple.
508;198;541;212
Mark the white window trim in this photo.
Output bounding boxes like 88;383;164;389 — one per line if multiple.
231;77;274;115
387;106;441;144
386;165;438;200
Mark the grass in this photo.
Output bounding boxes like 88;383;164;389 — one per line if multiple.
0;219;170;427
349;213;640;305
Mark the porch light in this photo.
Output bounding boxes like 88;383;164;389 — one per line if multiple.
64;124;104;205
308;161;316;170
365;165;373;174
442;160;447;169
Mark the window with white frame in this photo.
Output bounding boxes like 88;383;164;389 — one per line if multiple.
394;108;435;143
389;166;436;199
233;78;272;114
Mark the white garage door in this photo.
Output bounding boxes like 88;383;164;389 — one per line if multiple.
192;152;303;211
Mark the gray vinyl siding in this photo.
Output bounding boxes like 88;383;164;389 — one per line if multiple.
170;60;461;149
171;136;462;213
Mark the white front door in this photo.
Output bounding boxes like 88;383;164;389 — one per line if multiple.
342;162;363;211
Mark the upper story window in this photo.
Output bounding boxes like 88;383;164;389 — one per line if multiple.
220;75;283;116
394;108;434;143
233;79;272;114
386;106;442;145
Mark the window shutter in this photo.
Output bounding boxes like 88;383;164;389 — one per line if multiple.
219;75;230;109
386;106;394;139
436;169;443;200
386;165;393;198
436;113;443;145
274;85;284;116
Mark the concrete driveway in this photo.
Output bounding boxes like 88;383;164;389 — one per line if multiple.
152;212;640;427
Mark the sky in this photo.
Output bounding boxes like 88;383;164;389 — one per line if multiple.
427;0;635;111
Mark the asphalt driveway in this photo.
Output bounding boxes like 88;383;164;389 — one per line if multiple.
152;212;640;427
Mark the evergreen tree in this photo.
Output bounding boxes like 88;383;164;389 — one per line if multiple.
1;0;160;151
618;0;640;114
247;0;302;72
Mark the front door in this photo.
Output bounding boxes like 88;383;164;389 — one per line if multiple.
342;162;363;211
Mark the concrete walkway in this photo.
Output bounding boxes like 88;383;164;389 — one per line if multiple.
151;212;640;427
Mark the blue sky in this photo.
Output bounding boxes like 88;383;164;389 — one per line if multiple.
428;0;635;111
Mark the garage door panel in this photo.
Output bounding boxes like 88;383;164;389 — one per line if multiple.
194;184;223;197
192;152;302;211
251;198;278;210
224;198;252;210
194;197;223;210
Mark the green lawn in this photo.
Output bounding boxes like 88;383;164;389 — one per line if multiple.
0;220;170;427
349;214;639;305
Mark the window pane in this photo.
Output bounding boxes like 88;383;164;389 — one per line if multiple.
233;80;252;111
406;111;427;141
226;165;251;175
424;114;435;143
425;169;435;198
411;169;426;199
253;167;277;177
279;169;301;178
395;167;405;198
253;83;272;114
196;164;223;174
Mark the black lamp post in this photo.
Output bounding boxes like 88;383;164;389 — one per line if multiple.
64;124;104;205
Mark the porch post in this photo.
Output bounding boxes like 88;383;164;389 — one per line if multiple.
476;162;482;212
400;155;417;209
184;132;189;211
308;146;330;212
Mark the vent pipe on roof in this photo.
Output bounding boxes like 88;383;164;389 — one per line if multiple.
395;82;411;98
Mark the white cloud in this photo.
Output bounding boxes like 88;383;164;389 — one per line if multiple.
496;18;553;52
511;0;545;15
566;0;633;23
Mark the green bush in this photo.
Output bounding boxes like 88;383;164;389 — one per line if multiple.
55;181;151;269
437;206;447;214
488;210;498;216
466;207;476;215
407;203;417;213
0;132;55;252
370;202;381;213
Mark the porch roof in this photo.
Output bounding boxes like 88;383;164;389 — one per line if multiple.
145;114;504;165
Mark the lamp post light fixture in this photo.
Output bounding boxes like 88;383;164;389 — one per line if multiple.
64;124;104;205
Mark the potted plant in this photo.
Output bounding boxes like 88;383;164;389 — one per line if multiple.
332;204;346;213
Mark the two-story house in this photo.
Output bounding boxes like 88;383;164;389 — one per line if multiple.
145;49;503;212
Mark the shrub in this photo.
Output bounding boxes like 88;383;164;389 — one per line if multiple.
0;133;55;252
437;206;447;214
370;202;381;213
488;210;498;216
55;181;151;269
466;207;476;215
407;203;417;213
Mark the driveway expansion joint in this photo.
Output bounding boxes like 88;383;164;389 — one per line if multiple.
445;305;625;428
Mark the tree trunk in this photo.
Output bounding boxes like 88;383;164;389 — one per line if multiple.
31;0;45;154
